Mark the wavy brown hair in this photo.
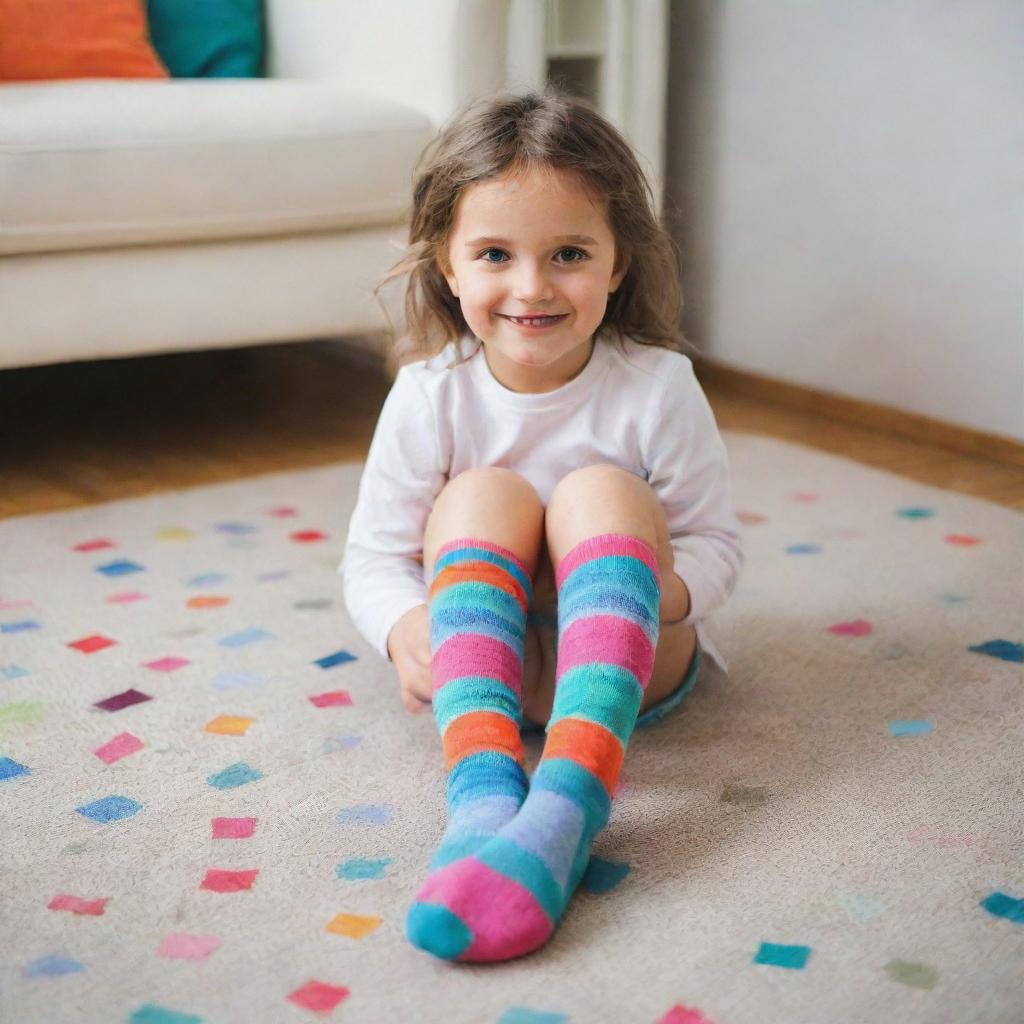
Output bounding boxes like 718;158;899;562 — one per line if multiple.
374;89;686;371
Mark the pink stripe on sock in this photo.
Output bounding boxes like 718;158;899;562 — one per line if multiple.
556;615;656;687
434;538;529;575
555;533;660;589
416;857;553;962
432;634;523;694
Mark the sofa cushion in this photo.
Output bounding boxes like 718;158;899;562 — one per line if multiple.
0;80;434;255
147;0;265;79
0;0;168;82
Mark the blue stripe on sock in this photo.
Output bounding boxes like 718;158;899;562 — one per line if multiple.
531;757;611;836
549;665;644;743
560;554;658;595
558;585;659;642
433;676;523;732
447;750;528;808
430;603;525;656
432;546;533;599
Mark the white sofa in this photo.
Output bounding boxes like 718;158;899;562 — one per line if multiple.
0;0;509;370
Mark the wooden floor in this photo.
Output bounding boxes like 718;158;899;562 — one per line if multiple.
2;339;1023;519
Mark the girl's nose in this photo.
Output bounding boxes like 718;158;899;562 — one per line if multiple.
511;261;554;303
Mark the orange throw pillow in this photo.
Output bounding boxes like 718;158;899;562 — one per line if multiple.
0;0;169;81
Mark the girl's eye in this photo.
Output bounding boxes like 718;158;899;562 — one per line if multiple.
479;248;509;263
556;247;588;263
476;247;589;264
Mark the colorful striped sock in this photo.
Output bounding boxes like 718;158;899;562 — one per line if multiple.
412;532;661;962
405;538;533;959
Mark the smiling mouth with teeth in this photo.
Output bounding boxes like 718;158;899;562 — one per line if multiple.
503;314;567;326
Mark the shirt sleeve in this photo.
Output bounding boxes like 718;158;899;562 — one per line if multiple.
339;365;447;660
644;358;744;623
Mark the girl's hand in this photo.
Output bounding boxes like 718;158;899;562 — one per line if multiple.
386;604;433;714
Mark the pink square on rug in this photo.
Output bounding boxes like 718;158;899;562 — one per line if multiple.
290;529;327;543
68;634;117;654
657;1006;715;1024
157;933;221;961
212;816;257;839
48;894;109;916
73;538;115;552
309;691;352;708
287;980;350;1014
93;732;144;764
106;591;148;604
200;868;259;893
144;656;191;672
267;506;298;517
827;619;873;637
945;534;982;546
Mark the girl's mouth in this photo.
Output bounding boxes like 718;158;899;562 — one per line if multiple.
501;314;568;329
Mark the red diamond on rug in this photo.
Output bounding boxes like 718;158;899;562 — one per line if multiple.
287;980;350;1014
68;634;117;654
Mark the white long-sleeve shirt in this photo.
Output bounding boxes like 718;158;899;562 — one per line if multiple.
340;330;743;670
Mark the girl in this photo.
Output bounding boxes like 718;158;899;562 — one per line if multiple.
341;90;742;962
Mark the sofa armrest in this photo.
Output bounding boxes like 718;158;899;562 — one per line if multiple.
266;0;510;128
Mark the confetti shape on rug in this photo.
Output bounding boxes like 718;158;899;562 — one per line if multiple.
77;795;143;823
97;560;144;577
336;857;391;880
827;619;873;637
1;620;40;633
200;868;259;893
144;656;190;673
267;505;298;517
156;526;195;542
212;816;257;839
157;933;221;960
68;634;117;654
256;569;291;582
187;596;230;609
205;715;255;736
737;510;767;525
337;804;392;826
498;1010;569;1024
211;671;267;692
1;664;30;680
215;521;258;535
581;856;631;893
888;719;933;737
207;762;263;789
218;627;272;648
22;954;85;978
838;892;887;921
48;894;109;916
287;980;350;1014
325;912;382;939
896;507;934;519
968;639;1023;664
944;534;982;546
290;529;328;543
74;538;116;552
0;756;30;781
129;1004;204;1024
187;572;227;587
295;598;333;610
791;491;819;502
323;735;362;754
314;649;356;670
107;591;148;604
883;959;940;989
93;732;144;764
785;543;821;555
753;942;811;969
94;688;152;712
309;691;352;708
657;1006;716;1024
980;891;1024;924
0;701;45;729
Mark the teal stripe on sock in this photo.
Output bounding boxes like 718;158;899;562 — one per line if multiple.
549;665;644;743
560;554;658;594
430;831;490;870
430;580;525;624
474;835;562;922
531;757;611;836
433;546;533;597
433;676;522;732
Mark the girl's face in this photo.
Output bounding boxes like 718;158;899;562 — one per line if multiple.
440;165;627;393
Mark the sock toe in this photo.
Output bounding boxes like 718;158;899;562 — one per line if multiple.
406;902;473;960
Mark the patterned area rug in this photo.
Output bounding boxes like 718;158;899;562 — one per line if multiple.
1;433;1022;1024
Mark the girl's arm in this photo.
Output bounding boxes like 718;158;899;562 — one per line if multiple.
645;359;744;623
340;365;447;659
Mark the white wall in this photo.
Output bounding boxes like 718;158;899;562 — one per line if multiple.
666;1;1023;442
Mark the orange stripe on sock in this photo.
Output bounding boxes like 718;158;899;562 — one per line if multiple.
429;561;528;613
540;717;624;796
443;710;525;770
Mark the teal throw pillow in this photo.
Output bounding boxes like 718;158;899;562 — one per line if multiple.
147;0;265;78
